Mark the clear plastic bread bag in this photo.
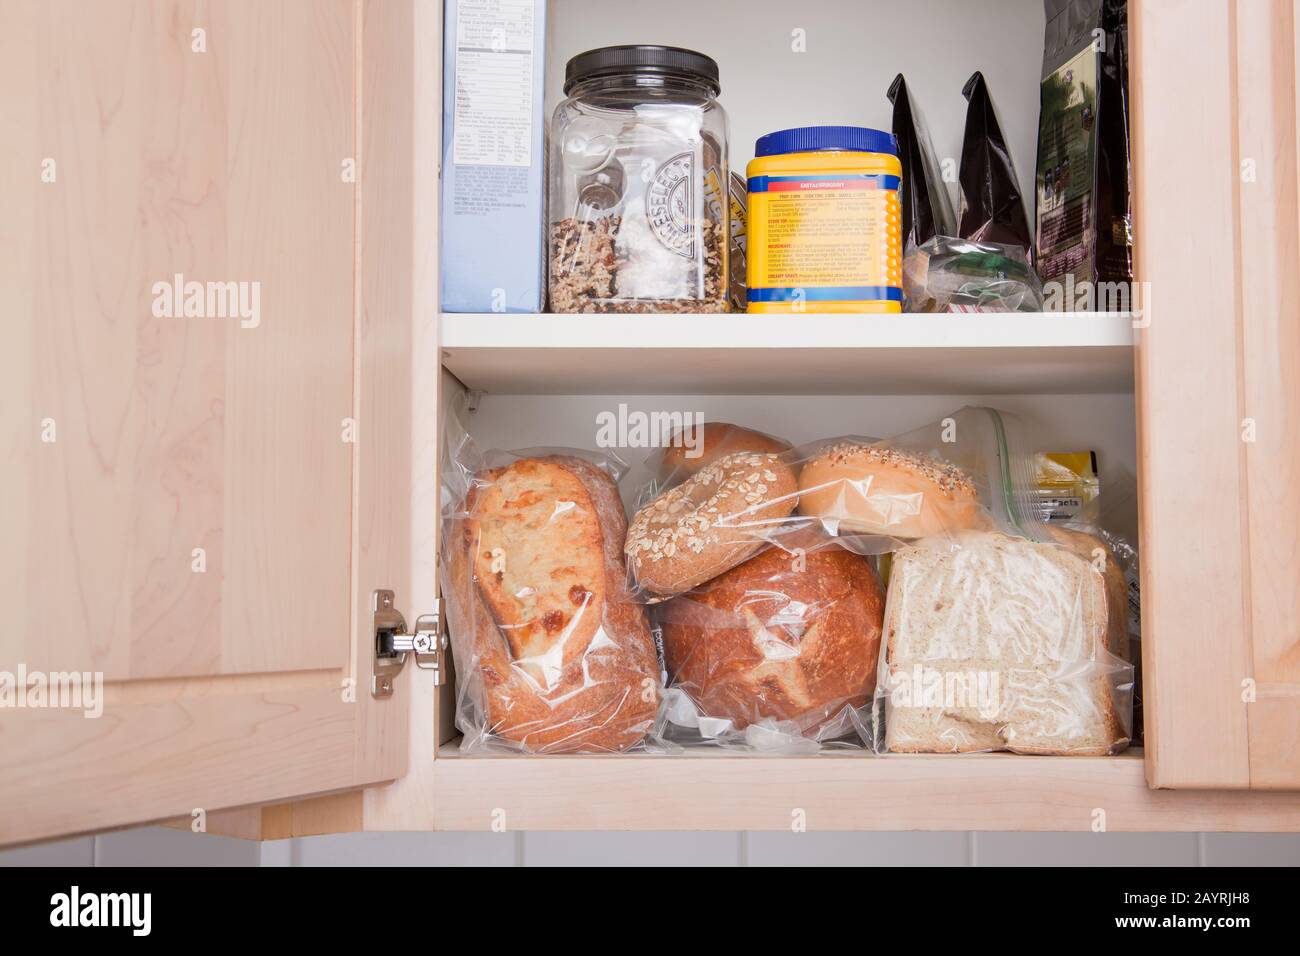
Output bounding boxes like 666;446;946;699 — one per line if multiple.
1037;464;1144;745
630;411;1094;752
625;410;1050;602
623;422;805;603
871;411;1134;756
439;423;662;754
650;528;886;753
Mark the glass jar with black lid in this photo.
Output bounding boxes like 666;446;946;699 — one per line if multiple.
549;45;729;313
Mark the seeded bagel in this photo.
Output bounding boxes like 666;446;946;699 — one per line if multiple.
798;440;988;539
626;451;799;597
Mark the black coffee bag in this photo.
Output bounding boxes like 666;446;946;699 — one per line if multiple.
889;74;955;254
1035;0;1132;292
957;71;1034;256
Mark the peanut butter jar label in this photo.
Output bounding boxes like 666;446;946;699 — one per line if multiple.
747;173;902;303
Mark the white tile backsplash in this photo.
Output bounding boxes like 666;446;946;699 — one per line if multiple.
1202;833;1300;867
522;831;741;867
748;831;971;867
973;832;1199;867
0;836;94;867
93;827;260;867
291;831;517;867
8;828;1300;867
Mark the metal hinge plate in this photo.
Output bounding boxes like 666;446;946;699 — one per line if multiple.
372;589;447;699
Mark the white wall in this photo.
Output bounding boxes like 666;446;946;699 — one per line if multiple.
546;0;1046;216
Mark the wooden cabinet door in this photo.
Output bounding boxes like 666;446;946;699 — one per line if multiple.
1133;0;1300;788
0;0;415;845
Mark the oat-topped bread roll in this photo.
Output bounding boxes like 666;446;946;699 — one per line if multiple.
626;450;799;598
660;540;884;734
882;531;1130;755
446;455;659;753
798;440;988;538
658;422;792;480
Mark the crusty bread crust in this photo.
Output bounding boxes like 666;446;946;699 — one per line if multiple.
471;460;606;675
626;451;799;597
798;440;988;539
660;541;885;733
448;455;659;753
658;422;792;479
881;531;1128;756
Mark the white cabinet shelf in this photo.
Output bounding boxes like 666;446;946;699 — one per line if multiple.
440;312;1135;395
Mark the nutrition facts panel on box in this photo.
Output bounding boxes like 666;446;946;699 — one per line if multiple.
453;0;535;167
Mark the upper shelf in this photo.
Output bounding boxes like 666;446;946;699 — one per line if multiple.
440;312;1135;395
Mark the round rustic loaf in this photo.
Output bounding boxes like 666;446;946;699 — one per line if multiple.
625;450;799;597
446;455;660;753
659;542;885;733
658;422;792;479
797;440;987;539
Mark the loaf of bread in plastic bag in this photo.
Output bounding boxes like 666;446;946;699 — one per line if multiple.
881;530;1131;755
446;455;660;753
659;539;884;735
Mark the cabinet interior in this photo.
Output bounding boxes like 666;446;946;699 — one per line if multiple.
431;374;1140;753
427;0;1140;757
545;0;1046;216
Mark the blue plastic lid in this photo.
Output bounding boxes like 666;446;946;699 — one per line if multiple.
754;125;898;157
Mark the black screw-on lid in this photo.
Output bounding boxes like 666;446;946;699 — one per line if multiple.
564;45;720;95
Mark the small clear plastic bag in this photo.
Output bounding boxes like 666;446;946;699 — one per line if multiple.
903;236;1045;313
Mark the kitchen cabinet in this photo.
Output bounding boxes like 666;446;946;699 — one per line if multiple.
1;0;1297;847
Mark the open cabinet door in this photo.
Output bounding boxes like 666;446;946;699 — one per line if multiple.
1133;0;1300;789
0;0;417;845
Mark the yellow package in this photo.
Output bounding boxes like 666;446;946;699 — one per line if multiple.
747;126;902;313
1035;451;1100;522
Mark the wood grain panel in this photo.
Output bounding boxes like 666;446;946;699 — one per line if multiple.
361;0;445;829
0;0;407;846
346;0;416;786
1135;0;1300;789
129;0;228;678
1;0;352;681
1;675;360;843
424;752;1300;832
1131;0;1253;788
1237;0;1300;789
221;0;354;675
0;0;39;678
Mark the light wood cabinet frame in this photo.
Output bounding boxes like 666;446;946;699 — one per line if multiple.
2;0;1298;846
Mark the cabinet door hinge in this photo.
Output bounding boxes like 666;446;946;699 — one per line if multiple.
372;589;447;699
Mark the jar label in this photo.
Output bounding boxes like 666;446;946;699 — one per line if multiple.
747;173;902;302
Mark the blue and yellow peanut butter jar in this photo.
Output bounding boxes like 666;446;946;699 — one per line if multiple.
746;126;903;313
